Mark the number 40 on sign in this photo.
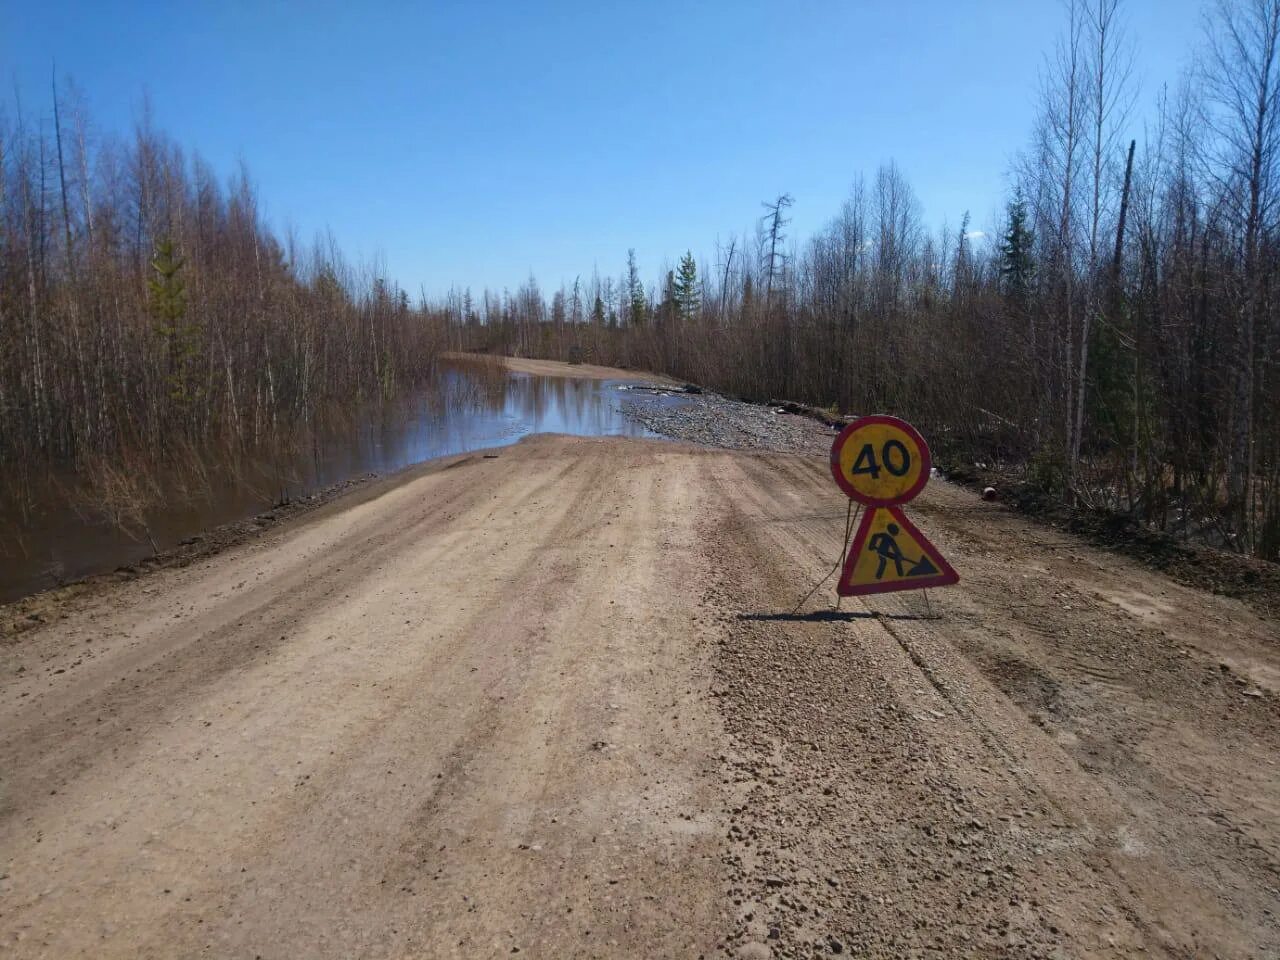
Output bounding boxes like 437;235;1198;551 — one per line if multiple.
829;415;958;597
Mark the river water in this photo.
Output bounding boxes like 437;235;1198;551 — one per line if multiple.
1;360;681;602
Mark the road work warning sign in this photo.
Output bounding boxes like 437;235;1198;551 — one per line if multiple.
837;505;958;596
829;415;958;597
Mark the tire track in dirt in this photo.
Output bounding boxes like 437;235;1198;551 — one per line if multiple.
700;452;1279;958
0;454;584;815
700;460;1136;956
0;437;727;959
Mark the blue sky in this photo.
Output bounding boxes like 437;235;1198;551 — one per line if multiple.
5;0;1204;297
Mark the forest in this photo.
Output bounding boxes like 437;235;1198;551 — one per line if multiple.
0;86;449;531
2;0;1279;560
457;0;1280;561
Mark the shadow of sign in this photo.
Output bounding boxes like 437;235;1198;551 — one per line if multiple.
736;610;933;623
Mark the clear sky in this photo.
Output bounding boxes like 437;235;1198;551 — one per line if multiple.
5;0;1204;298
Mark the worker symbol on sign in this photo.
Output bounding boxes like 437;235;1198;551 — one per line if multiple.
829;415;958;597
869;523;908;579
870;522;944;580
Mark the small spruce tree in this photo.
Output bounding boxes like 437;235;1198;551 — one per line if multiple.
147;237;198;406
673;250;699;322
998;189;1035;306
625;249;647;327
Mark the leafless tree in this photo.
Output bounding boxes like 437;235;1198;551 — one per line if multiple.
1201;0;1280;547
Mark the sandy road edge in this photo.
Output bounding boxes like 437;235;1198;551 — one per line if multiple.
3;431;714;643
1;444;503;640
441;352;683;385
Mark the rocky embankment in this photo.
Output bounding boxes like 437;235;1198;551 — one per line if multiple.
621;386;835;456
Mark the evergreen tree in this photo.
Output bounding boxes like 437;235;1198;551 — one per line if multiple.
551;288;567;327
148;237;187;334
658;270;677;326
625;248;647;326
590;294;606;326
998;189;1035;305
147;237;199;406
673;250;700;322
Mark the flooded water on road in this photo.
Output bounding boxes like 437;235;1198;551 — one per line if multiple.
333;360;667;476
1;361;683;602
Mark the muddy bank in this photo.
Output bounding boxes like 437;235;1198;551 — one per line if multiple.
943;463;1280;623
442;351;681;385
1;464;423;640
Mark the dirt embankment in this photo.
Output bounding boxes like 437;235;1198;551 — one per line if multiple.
2;358;1277;958
442;351;682;385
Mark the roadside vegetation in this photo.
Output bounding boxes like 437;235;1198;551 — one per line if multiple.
459;0;1280;561
0;88;449;538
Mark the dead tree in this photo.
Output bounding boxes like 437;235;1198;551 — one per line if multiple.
761;193;793;310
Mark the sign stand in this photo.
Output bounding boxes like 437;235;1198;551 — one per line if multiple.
788;499;859;616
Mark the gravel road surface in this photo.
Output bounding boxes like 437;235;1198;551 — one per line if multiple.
2;364;1277;958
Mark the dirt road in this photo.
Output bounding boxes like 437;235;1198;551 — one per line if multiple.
442;352;681;385
2;428;1278;956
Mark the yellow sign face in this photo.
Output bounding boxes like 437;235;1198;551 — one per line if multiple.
830;415;931;506
837;506;958;596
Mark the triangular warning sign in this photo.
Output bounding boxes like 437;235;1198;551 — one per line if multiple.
837;505;959;597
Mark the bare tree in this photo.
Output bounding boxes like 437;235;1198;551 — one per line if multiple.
1072;0;1135;469
1202;0;1280;548
873;162;920;315
761;193;793;309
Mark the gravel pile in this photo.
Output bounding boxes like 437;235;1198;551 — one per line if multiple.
622;390;835;456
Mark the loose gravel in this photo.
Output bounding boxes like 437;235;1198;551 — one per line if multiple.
622;388;836;457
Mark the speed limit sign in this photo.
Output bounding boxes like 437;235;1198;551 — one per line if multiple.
830;415;931;506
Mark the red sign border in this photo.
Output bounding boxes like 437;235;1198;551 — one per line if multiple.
836;505;959;597
829;415;932;506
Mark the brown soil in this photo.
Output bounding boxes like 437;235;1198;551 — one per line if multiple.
2;378;1277;958
943;464;1280;622
702;451;1278;958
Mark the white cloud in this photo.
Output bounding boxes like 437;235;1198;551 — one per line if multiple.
964;230;986;241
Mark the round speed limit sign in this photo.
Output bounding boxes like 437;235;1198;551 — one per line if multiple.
830;415;931;506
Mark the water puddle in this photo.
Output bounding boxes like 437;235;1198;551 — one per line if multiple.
0;360;687;602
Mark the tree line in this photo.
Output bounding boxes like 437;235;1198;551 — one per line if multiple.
458;0;1280;561
0;84;449;519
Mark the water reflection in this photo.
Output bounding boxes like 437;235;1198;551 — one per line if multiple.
0;361;676;602
320;362;663;481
